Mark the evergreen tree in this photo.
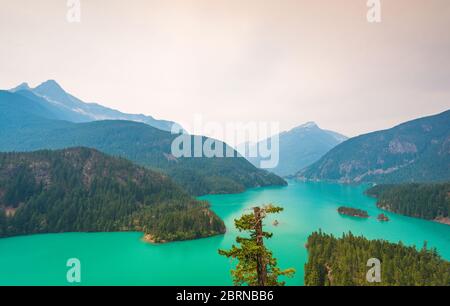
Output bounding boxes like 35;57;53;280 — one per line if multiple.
219;205;295;286
305;231;450;286
0;209;6;236
366;183;450;221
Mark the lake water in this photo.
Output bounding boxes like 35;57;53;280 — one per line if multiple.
0;180;449;286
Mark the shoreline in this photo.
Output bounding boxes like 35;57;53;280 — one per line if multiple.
141;231;227;245
142;234;167;244
0;230;225;244
434;217;450;226
378;205;450;226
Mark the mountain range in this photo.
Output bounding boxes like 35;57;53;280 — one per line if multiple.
0;89;286;196
241;122;347;176
10;80;180;132
298;110;450;184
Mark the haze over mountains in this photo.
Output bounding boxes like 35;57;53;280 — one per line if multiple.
0;88;286;196
298;110;450;184
2;79;448;191
241;122;347;176
10;80;180;132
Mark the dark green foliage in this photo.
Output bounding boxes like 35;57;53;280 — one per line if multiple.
366;183;450;221
377;213;389;221
0;91;286;196
133;200;226;242
1;164;43;208
0;147;225;241
337;206;369;218
0;209;6;237
219;205;295;286
298;110;450;184
305;231;450;286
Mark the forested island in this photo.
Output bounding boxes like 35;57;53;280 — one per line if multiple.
366;183;450;225
0;148;226;242
305;231;450;286
377;214;389;222
337;206;369;218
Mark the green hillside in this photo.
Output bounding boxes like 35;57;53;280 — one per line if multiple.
366;183;450;222
0;147;225;242
305;231;450;286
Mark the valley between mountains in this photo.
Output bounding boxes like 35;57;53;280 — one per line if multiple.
0;80;449;244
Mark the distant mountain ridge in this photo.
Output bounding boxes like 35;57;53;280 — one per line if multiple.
10;80;181;132
241;122;347;176
298;110;450;184
0;90;286;196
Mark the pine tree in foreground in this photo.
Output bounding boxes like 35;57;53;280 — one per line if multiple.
219;204;295;286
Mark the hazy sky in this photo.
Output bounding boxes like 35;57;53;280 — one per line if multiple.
1;0;449;140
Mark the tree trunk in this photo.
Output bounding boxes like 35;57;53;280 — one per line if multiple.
253;207;267;286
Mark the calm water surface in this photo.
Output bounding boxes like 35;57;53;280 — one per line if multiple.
0;181;449;285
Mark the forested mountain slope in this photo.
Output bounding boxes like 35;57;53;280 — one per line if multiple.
0;147;225;242
305;231;450;286
298;110;450;184
366;183;450;224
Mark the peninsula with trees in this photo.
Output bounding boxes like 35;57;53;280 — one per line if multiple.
0;147;225;242
366;183;450;225
305;231;450;286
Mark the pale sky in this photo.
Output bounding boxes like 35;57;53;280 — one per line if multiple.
1;0;449;140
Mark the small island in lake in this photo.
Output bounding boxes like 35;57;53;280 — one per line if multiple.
337;206;369;218
377;213;390;222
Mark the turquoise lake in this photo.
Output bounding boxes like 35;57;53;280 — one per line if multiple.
0;180;449;286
